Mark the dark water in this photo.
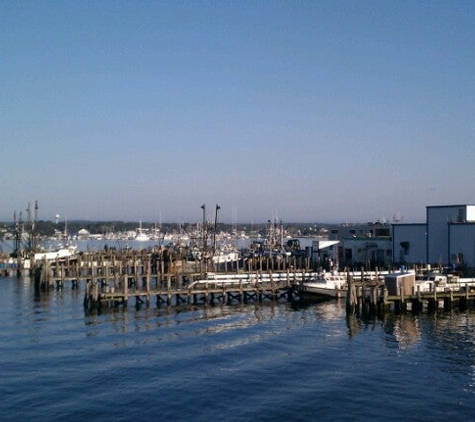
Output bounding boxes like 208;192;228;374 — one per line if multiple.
1;276;475;421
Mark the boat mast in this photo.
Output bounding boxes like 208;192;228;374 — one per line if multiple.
34;200;38;252
25;201;38;253
63;216;69;246
201;204;207;254
212;204;221;256
12;210;21;257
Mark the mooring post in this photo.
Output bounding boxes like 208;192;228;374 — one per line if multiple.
134;259;139;292
123;271;128;306
16;253;22;278
146;259;151;305
167;274;172;305
382;286;389;310
222;283;227;305
460;284;470;310
399;285;405;312
371;285;377;311
346;270;357;312
414;284;422;312
93;280;98;304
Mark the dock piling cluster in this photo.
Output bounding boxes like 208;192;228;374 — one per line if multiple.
24;249;305;311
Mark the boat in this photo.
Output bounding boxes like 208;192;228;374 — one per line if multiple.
33;215;78;263
212;251;240;264
187;271;305;290
34;245;78;262
135;221;150;242
296;272;348;299
135;231;150;242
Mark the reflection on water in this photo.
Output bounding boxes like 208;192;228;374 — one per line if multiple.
7;275;475;351
383;313;422;350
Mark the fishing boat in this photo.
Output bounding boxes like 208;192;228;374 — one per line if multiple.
296;272;348;299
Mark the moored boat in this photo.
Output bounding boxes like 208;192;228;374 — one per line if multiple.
135;221;150;242
34;245;78;262
296;272;348;299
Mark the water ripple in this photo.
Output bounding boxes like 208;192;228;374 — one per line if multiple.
1;278;475;421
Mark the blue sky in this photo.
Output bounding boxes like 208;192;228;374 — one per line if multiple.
2;1;474;224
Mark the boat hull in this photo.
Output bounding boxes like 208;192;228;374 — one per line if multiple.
297;283;347;299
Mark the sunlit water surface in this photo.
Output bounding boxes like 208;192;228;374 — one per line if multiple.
1;276;475;421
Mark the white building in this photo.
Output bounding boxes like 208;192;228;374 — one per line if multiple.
392;224;426;265
393;204;475;272
448;222;475;268
77;228;90;240
427;205;475;265
338;237;392;268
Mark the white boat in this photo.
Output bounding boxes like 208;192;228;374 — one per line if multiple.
187;271;308;289
296;272;348;299
135;231;150;242
34;245;78;262
135;221;150;242
415;271;462;293
212;251;240;264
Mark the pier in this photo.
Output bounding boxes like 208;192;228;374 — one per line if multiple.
385;284;475;313
28;249;311;310
344;273;475;315
5;247;475;315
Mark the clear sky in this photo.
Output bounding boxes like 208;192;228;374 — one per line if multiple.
2;1;474;224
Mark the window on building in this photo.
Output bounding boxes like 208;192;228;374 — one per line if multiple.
400;241;410;255
375;228;390;237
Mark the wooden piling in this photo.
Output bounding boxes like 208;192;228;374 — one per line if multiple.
346;270;357;313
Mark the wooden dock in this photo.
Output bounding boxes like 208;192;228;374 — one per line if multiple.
6;248;475;314
29;249;312;310
385;284;475;313
89;276;296;309
344;275;475;314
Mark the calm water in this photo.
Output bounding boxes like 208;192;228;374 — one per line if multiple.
1;275;475;421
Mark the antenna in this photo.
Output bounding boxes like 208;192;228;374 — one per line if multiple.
392;212;404;223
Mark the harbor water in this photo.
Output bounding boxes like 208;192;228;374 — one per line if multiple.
1;275;475;421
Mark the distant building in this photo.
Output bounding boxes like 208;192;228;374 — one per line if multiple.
338;237;392;269
329;222;391;240
318;222;392;269
77;228;90;240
